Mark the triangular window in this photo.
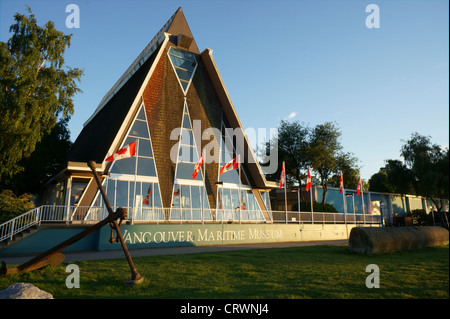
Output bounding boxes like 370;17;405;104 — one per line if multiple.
168;47;198;94
110;105;156;177
170;103;212;220
92;103;164;221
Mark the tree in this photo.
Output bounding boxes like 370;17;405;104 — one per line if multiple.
0;7;83;182
369;132;449;212
330;152;360;190
261;120;360;204
368;170;392;193
260;120;309;196
1;117;73;194
307;122;343;204
400;133;449;211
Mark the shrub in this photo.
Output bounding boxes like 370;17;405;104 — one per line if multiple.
0;190;35;224
409;209;432;226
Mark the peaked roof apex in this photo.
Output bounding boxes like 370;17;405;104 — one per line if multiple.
84;7;199;127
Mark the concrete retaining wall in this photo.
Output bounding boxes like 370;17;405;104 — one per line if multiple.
0;223;362;255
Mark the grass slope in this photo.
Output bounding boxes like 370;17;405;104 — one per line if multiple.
0;245;448;299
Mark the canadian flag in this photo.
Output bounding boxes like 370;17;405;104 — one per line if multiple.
142;185;151;205
306;166;312;192
356;176;362;196
106;141;137;162
339;171;344;194
219;156;239;175
280;161;286;189
192;150;204;180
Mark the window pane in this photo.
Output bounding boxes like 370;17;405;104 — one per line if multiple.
142;182;152;207
191;186;201;208
129;120;149;138
180;129;194;146
111;157;136;175
116;180;129;208
172;184;181;209
181;185;191;208
223;188;231;210
128;181;135;209
153;183;162;208
70;182;88;206
137;157;156;176
176;68;193;82
106;179;116;208
137;138;153;157
241;190;248;210
176;162;201;180
182;114;191;129
136;107;146;120
179;145;197;163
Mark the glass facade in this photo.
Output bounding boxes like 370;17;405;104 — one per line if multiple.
170;103;212;220
168;47;198;93
92;103;164;221
88;51;270;222
216;122;265;221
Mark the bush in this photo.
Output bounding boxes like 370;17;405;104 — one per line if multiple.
292;201;338;213
409;209;432;226
0;190;35;224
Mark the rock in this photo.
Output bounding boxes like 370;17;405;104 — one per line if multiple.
0;282;53;299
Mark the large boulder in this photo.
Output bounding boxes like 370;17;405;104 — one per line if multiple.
348;226;449;254
0;282;53;299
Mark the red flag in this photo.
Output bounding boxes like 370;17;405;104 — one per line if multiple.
192;150;204;179
306;166;312;192
143;186;151;205
356;176;362;196
219;156;239;175
173;188;180;197
339;171;344;194
106;141;137;162
280;161;286;189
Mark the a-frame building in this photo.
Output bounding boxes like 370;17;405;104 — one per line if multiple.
41;7;276;222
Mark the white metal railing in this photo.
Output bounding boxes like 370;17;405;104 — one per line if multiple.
0;207;41;242
1;205;382;243
271;210;382;225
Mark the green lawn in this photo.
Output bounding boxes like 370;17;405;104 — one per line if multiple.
1;244;448;299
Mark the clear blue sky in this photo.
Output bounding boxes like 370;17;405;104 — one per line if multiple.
1;0;448;181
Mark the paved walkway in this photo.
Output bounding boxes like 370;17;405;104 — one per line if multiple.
1;240;348;265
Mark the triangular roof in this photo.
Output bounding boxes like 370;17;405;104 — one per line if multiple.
67;7;275;191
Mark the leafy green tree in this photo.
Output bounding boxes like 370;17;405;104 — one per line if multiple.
330;152;360;190
261;120;360;204
1;118;73;194
0;189;35;224
400;133;449;211
0;7;83;182
368;170;392;193
307;122;344;204
369;133;449;212
260;120;309;199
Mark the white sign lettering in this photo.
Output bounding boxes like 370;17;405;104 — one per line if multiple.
122;228;283;245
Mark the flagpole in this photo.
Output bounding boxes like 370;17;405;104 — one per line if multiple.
132;139;139;225
297;185;300;224
202;151;205;224
310;184;314;223
361;178;366;225
283;161;287;224
341;171;348;238
238;154;241;224
309;166;314;224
